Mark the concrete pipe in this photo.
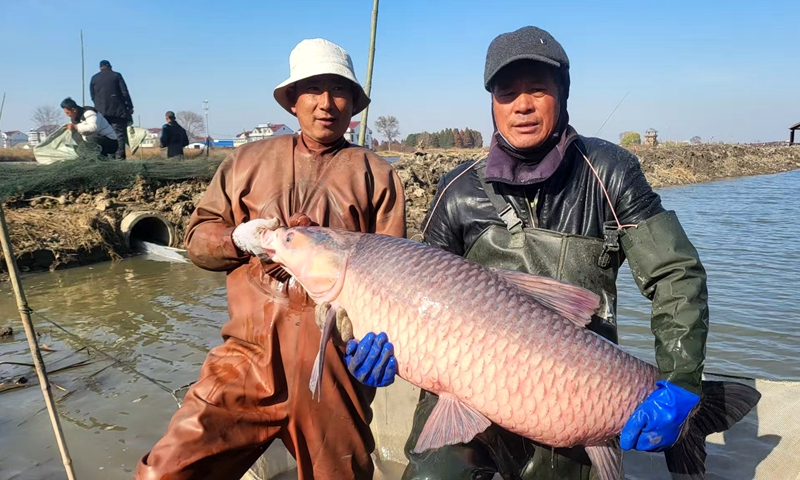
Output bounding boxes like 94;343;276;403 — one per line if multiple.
120;211;178;249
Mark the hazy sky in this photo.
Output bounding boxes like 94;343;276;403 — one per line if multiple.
1;0;797;145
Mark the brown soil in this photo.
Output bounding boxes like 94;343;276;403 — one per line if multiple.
2;144;799;278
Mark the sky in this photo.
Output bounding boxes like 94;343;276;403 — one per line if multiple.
1;0;798;145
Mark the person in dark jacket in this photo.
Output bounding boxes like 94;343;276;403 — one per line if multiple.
399;26;710;480
89;60;134;159
159;111;190;158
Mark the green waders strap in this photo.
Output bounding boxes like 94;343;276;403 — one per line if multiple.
476;164;526;248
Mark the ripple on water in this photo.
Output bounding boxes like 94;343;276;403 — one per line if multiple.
617;169;800;381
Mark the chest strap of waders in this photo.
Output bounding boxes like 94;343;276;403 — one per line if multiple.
476;164;526;247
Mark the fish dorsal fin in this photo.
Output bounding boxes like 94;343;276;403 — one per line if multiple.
412;393;492;454
492;268;600;327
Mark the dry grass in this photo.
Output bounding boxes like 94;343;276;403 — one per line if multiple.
0;148;35;162
0;145;231;163
4;206;111;257
130;147;230;160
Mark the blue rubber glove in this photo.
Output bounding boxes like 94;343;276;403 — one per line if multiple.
620;380;701;452
344;332;398;387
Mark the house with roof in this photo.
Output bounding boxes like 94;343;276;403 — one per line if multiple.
140;128;163;148
27;125;59;147
344;121;372;148
1;130;29;148
234;123;294;148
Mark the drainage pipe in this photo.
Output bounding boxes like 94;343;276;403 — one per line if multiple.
120;211;178;249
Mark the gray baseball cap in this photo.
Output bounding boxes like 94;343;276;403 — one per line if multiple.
483;26;570;96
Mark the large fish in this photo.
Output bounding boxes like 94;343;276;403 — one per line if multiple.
260;226;761;480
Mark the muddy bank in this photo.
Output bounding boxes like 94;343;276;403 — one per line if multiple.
1;179;208;278
2;143;799;277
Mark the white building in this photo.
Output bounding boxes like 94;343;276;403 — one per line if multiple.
234;123;294;147
27;125;59;147
344;121;372;148
1;131;29;148
141;128;162;148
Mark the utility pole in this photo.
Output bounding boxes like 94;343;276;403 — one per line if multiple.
0;92;6;129
0;93;5;147
203;99;210;156
357;0;379;148
81;30;86;105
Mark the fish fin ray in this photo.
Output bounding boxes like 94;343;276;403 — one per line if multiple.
585;439;623;480
492;268;600;327
411;393;491;454
664;380;761;480
309;303;337;402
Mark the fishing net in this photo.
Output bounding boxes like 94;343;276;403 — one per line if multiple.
0;155;223;201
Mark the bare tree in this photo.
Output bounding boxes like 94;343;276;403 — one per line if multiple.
690;135;702;145
375;116;400;151
31;105;62;133
177;111;206;142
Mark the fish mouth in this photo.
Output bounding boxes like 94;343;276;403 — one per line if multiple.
259;227;285;259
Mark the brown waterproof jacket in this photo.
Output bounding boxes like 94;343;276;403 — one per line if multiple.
174;134;406;478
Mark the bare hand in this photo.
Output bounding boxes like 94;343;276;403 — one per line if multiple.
66;123;76;131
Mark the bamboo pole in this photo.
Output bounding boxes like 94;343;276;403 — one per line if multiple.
0;203;77;480
81;30;85;106
357;0;379;147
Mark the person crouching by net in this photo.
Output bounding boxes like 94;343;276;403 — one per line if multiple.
61;97;119;158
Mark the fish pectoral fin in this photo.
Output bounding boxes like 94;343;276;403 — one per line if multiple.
309;303;337;402
492;268;600;327
585;439;624;480
411;393;491;454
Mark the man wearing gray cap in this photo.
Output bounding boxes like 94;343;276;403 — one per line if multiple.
401;26;710;480
135;38;405;480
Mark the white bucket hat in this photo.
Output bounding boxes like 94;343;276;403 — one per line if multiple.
273;38;371;116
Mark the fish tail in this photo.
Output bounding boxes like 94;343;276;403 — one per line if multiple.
664;380;761;479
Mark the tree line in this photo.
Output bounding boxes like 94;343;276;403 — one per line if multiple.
403;128;483;149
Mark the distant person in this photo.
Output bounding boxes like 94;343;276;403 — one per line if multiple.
89;60;134;159
61;97;118;157
159;111;189;158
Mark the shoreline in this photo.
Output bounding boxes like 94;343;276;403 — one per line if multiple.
2;143;799;280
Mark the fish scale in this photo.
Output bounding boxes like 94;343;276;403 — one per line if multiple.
263;226;761;479
336;234;658;448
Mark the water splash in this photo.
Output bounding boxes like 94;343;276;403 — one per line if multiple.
132;240;189;264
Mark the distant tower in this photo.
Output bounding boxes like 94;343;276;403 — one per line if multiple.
645;128;659;147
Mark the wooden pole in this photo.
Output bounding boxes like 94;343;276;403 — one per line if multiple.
0;204;77;480
81;30;85;106
357;0;379;147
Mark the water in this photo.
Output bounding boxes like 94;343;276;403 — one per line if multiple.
1;170;799;479
615;169;800;381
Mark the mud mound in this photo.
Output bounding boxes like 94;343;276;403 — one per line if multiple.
392;149;486;238
634;144;800;188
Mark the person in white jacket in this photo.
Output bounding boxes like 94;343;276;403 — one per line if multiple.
61;97;119;157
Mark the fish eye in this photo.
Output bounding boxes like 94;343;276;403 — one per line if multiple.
285;232;294;243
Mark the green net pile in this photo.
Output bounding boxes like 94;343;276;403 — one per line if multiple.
0;155;224;200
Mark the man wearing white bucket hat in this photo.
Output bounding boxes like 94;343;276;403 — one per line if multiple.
135;38;405;480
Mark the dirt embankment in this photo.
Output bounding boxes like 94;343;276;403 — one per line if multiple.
2;144;799;278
